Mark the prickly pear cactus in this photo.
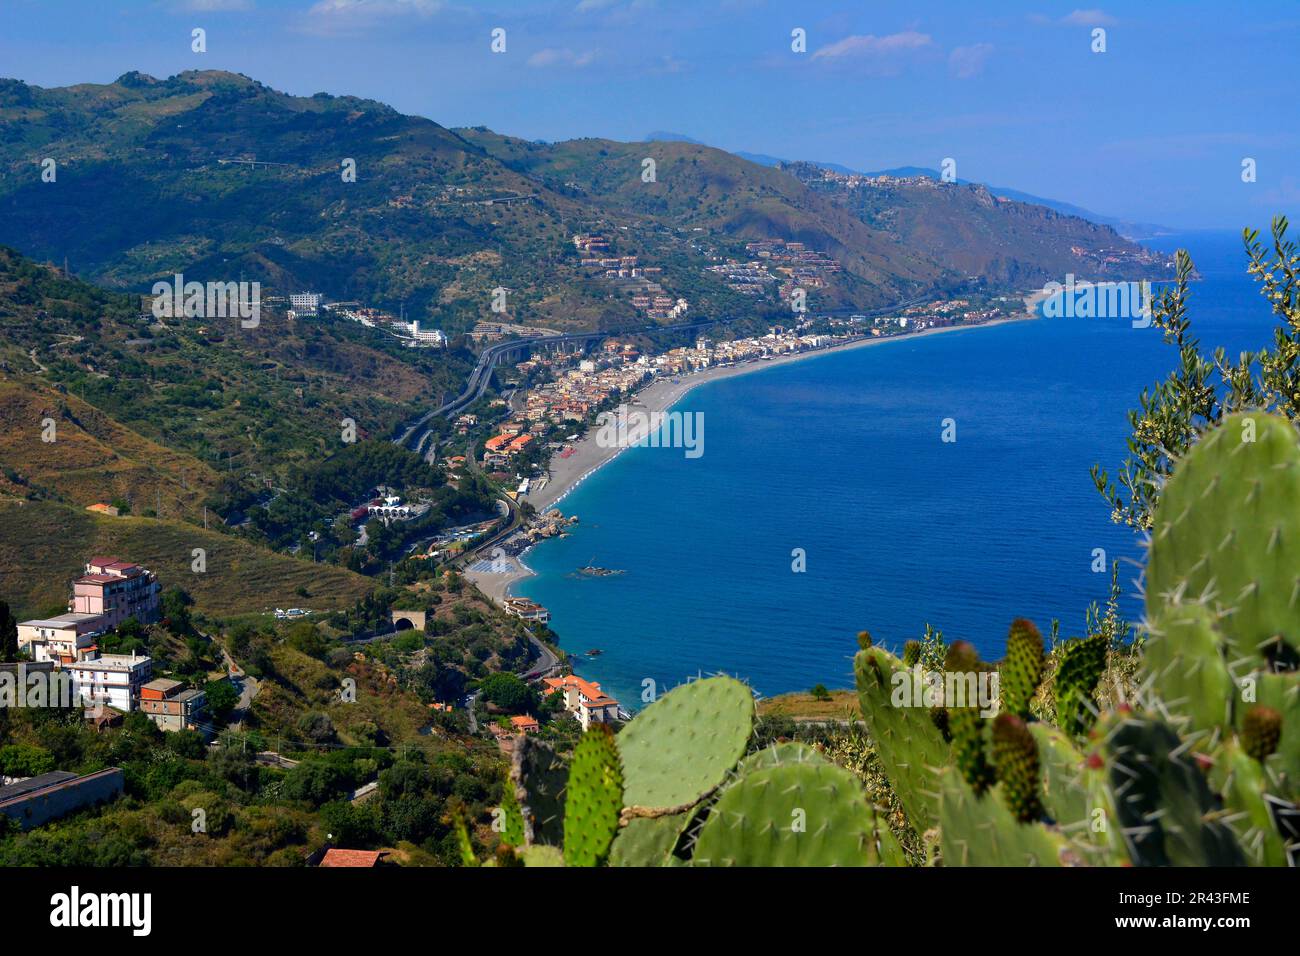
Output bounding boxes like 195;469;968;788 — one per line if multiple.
1142;602;1234;741
735;741;828;775
1054;635;1107;736
854;645;950;831
499;772;526;848
693;760;903;866
1093;712;1245;866
1001;619;1045;720
608;813;688;867
1146;411;1300;670
562;725;624;867
510;735;567;846
946;641;995;795
1208;739;1291;867
616;676;754;812
991;714;1043;823
937;766;1071;866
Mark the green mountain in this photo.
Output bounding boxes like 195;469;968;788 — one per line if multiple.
0;70;1168;335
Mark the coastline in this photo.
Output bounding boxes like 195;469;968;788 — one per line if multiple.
466;292;1046;605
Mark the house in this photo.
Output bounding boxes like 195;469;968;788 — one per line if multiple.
0;768;124;831
66;652;153;713
318;848;387;868
139;678;208;733
509;715;540;734
16;613;105;663
542;674;621;731
503;598;549;624
85;503;120;517
70;558;161;629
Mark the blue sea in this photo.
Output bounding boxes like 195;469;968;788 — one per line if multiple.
515;231;1277;709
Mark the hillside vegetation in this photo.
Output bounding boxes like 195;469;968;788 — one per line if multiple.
0;499;373;618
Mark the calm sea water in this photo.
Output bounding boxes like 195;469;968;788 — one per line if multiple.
516;231;1276;709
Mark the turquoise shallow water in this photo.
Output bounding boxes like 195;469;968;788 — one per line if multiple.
515;231;1276;710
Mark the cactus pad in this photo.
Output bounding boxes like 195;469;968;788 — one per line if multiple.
617;676;754;811
938;767;1069;866
510;736;567;846
854;645;950;831
1097;713;1245;866
1146;411;1300;669
1142;602;1234;740
1054;635;1107;736
562;725;624;867
693;761;898;866
608;813;687;867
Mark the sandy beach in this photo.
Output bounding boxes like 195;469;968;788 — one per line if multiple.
467;294;1046;603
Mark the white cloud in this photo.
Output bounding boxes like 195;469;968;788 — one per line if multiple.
527;48;598;68
179;0;254;9
301;0;444;36
1061;9;1117;26
811;31;934;61
949;43;993;79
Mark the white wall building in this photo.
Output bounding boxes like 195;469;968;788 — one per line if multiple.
66;652;153;714
16;614;105;664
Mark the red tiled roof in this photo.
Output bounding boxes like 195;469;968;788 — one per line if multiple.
319;849;384;868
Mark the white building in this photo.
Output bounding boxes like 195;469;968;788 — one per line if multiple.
16;614;106;664
289;292;324;314
66;652;153;714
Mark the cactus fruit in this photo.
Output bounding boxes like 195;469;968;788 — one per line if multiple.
1000;619;1045;720
991;714;1044;823
944;641;995;795
693;760;901;866
1241;706;1282;762
937;767;1070;866
902;640;922;668
562;725;624;867
858;630;873;649
1054;635;1107;736
510;736;567;846
1244;672;1300;784
854;644;950;831
1141;602;1234;741
1145;411;1300;671
617;676;754;811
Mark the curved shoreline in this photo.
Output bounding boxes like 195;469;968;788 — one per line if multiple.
468;294;1046;605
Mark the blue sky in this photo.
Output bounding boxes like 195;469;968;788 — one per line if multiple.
2;0;1297;229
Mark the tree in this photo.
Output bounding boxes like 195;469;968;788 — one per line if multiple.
0;600;17;662
161;587;194;635
204;679;240;724
477;673;538;714
1095;217;1300;529
810;684;831;701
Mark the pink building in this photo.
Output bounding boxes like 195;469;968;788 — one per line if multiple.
70;558;161;629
